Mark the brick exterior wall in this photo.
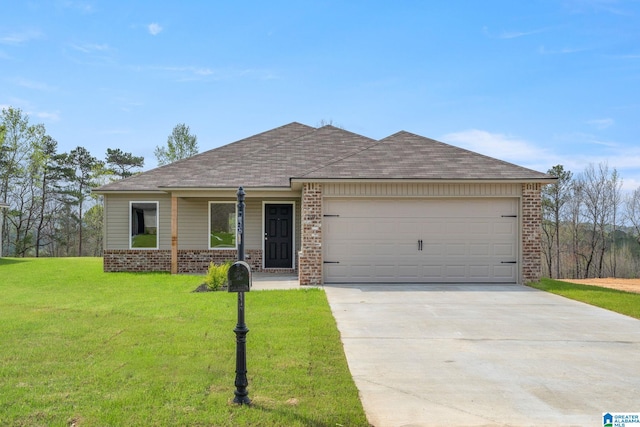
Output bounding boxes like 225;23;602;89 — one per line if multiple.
299;183;323;285
521;183;543;283
104;249;172;272
104;249;296;274
177;249;263;274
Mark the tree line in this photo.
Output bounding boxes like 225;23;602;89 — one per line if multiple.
0;107;198;258
542;164;640;279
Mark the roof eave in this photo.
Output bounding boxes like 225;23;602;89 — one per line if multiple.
291;177;557;185
156;185;293;192
92;189;167;195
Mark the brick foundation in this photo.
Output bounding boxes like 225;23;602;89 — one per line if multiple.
104;249;172;272
103;249;296;275
299;183;323;285
521;183;542;283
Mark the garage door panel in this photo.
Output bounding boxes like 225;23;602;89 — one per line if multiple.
375;264;397;278
421;265;444;279
374;243;396;256
324;198;518;283
470;243;491;256
494;222;516;235
469;265;491;279
467;221;492;235
397;264;420;280
494;265;516;279
446;244;467;256
351;242;374;256
445;265;467;278
396;243;420;256
350;264;375;279
494;243;516;257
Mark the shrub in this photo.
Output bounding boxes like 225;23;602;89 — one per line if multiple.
204;261;233;291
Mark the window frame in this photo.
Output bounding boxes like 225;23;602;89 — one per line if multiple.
208;201;238;250
129;201;159;250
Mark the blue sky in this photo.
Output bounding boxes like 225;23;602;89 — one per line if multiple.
2;0;640;190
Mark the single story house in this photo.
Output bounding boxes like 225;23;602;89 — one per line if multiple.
93;123;556;285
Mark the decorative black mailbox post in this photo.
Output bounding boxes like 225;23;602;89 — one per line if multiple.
228;187;252;405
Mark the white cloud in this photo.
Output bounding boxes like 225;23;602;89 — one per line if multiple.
538;45;591;55
564;0;631;16
554;131;618;147
0;29;42;45
483;26;550;40
587;118;614;130
33;111;61;122
13;77;56;91
147;65;277;82
441;129;548;165
60;1;95;14
148;23;163;36
70;42;110;53
499;28;548;39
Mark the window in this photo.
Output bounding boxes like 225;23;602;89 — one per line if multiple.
209;202;237;249
130;202;158;249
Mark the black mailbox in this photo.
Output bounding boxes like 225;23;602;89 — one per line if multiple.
228;261;252;292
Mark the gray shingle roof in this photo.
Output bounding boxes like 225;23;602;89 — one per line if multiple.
298;131;551;180
95;123;553;192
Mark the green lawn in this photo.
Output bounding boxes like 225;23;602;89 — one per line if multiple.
528;278;640;319
0;257;368;426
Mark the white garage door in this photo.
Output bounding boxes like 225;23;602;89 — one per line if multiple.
323;198;518;283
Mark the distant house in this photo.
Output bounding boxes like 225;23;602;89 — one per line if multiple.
93;123;555;285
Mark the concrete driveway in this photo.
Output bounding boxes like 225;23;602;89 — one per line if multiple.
324;284;640;427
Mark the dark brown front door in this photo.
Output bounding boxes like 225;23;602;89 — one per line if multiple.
264;204;293;268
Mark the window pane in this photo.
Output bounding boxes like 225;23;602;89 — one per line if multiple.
131;202;158;248
210;203;236;248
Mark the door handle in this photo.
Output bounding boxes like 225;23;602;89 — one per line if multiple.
418;240;423;251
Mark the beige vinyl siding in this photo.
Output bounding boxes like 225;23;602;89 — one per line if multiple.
323;182;521;198
177;198;264;250
175;197;300;251
106;194;301;252
177;198;209;249
245;199;263;249
104;194;172;250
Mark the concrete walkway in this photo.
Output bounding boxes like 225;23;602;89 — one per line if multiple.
250;273;301;290
324;283;640;427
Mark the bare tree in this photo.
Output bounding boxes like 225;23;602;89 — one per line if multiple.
566;179;585;278
542;165;572;278
577;163;619;278
626;187;640;247
606;169;623;276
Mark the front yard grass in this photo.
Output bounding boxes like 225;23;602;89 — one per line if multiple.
528;278;640;320
0;257;368;426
